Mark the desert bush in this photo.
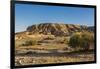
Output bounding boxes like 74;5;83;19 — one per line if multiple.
69;32;81;48
44;37;54;40
80;32;94;50
69;32;94;50
63;38;69;44
22;40;37;46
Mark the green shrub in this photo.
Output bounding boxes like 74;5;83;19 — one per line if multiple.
69;33;81;49
80;32;94;50
69;32;94;50
22;40;37;46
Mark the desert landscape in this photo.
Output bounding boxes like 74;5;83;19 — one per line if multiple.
15;23;95;66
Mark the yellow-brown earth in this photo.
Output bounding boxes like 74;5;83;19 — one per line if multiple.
15;23;94;66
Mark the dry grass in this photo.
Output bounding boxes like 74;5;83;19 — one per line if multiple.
15;34;94;66
15;53;94;66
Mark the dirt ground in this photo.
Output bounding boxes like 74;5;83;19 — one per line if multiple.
15;35;95;66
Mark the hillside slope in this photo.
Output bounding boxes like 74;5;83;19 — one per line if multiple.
26;23;88;36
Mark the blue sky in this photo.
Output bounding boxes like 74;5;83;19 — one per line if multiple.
15;4;94;32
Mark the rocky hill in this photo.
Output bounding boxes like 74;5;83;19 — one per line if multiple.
26;23;88;36
15;23;94;37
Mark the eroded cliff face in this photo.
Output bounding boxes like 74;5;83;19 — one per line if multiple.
26;23;88;36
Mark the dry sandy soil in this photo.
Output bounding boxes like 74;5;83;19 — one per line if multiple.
15;34;94;66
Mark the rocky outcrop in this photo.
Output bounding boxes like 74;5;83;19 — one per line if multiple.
26;23;88;36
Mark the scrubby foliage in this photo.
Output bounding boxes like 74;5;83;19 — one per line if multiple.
69;32;94;50
22;40;37;46
63;38;69;44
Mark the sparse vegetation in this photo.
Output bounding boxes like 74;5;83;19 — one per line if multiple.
15;53;94;66
44;37;54;40
69;32;94;50
21;40;37;46
63;38;69;44
15;23;95;66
